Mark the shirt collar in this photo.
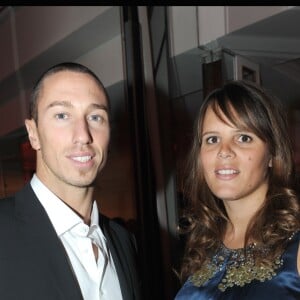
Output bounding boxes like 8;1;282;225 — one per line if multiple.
30;174;100;236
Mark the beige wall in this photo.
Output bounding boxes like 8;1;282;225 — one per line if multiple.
0;6;121;136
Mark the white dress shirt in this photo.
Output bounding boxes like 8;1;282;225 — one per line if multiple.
30;174;123;300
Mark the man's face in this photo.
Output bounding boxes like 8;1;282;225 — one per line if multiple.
25;70;110;192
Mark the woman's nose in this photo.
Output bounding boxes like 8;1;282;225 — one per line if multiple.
217;143;235;159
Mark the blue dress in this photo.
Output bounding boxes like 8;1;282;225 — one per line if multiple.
175;232;300;299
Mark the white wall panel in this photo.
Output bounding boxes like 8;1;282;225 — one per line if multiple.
226;6;289;33
197;6;226;46
168;6;198;56
169;6;290;56
76;34;124;87
14;6;111;68
0;6;122;135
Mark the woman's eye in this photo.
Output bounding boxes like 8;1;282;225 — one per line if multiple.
237;134;252;143
206;136;219;144
55;113;68;120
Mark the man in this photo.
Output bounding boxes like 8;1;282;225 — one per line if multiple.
0;62;141;300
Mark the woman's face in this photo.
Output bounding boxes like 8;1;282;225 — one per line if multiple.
199;105;272;204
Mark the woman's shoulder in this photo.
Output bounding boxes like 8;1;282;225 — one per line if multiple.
280;230;300;272
288;230;300;244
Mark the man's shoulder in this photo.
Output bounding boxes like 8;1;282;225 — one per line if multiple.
0;196;17;238
100;214;137;249
100;214;130;236
0;194;16;214
0;183;32;218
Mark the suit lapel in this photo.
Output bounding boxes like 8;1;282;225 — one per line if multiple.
14;183;83;300
100;215;132;300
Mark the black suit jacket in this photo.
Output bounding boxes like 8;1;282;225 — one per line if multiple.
0;183;141;300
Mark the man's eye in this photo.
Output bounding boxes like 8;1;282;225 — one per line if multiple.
55;113;68;120
237;134;252;143
89;115;104;122
206;136;219;144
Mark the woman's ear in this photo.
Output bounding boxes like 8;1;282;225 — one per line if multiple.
25;119;41;150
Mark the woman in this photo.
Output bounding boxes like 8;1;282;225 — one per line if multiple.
175;80;300;299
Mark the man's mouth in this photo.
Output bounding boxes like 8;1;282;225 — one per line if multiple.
72;156;92;163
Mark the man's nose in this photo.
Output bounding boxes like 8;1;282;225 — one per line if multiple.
73;119;92;145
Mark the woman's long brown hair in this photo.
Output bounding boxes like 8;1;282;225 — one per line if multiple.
179;80;300;281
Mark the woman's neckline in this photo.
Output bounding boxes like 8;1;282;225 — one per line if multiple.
220;241;256;251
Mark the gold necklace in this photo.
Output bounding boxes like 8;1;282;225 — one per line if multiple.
190;242;283;292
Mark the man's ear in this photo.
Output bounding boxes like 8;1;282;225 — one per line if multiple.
25;119;40;150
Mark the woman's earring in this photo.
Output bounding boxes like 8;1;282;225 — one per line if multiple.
268;158;272;167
